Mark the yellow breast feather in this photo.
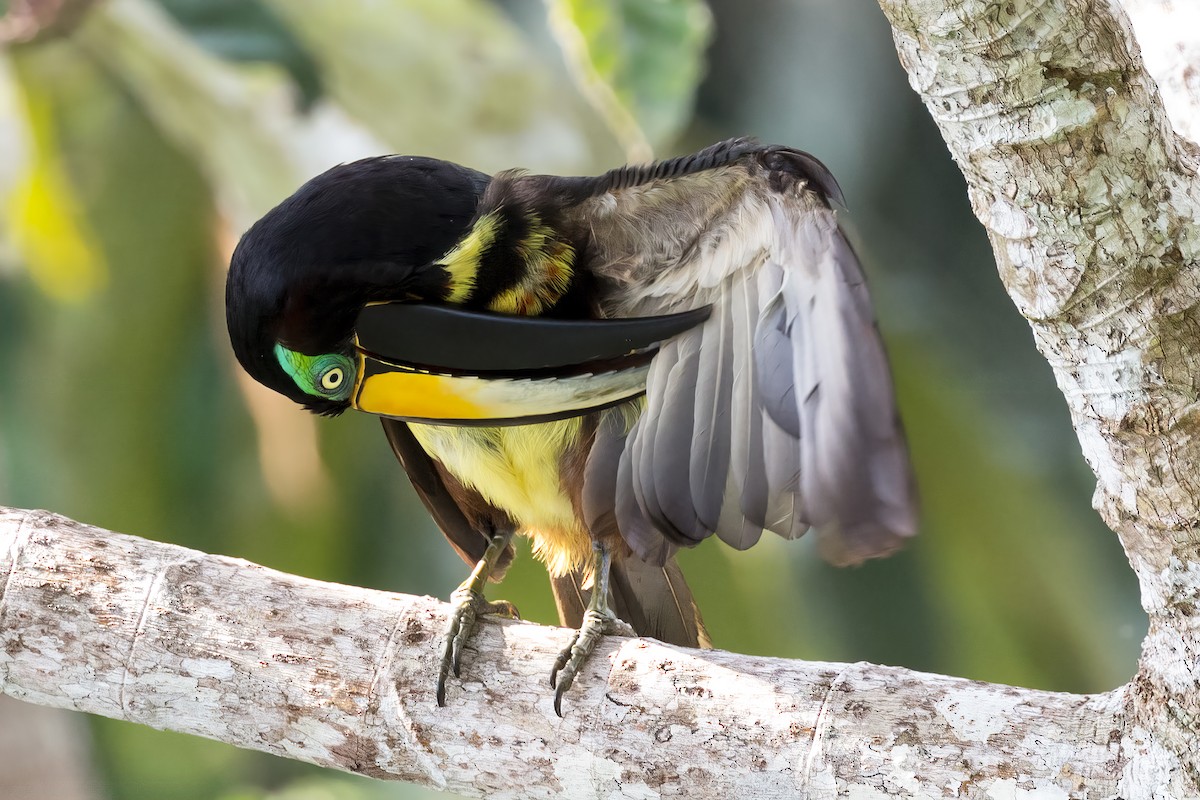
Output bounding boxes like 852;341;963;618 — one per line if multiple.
409;419;592;576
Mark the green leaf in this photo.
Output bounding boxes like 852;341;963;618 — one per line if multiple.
546;0;712;158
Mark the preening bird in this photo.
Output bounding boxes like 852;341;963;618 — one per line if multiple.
226;138;917;713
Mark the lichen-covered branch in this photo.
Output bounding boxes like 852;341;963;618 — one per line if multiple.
0;506;1126;799
878;0;1200;794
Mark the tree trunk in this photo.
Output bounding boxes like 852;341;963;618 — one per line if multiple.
879;0;1200;793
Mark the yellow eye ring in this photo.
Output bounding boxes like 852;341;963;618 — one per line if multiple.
320;367;344;391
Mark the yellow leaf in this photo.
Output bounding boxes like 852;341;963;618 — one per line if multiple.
5;82;106;303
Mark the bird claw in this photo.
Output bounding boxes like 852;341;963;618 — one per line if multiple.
436;587;518;706
549;608;632;716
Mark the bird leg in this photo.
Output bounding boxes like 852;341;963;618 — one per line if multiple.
549;540;635;715
436;528;519;706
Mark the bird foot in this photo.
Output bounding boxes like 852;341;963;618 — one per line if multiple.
436;586;518;706
549;607;634;716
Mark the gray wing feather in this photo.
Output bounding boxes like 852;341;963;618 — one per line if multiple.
687;283;733;531
754;261;801;438
582;156;915;566
589;407;679;566
651;335;709;543
549;572;589;630
581;409;626;541
724;272;769;548
610;409;677;565
796;214;916;563
630;356;666;537
761;412;802;534
779;206;916;563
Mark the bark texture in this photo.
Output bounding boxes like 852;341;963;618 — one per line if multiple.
0;507;1127;799
879;0;1200;795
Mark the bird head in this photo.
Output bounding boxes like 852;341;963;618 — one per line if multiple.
226;155;709;425
226;155;488;416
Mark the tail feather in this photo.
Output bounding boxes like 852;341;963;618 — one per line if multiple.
549;571;589;631
550;555;710;649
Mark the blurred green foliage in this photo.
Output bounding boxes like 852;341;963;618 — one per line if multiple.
158;0;324;108
547;0;711;157
0;1;1143;798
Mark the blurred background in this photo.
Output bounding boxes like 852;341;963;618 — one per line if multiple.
0;0;1145;798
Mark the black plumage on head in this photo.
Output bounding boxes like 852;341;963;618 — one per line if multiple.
225;156;489;414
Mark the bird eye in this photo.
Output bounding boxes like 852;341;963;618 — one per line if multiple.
320;367;344;392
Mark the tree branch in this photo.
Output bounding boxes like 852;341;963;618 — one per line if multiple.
0;506;1126;798
877;0;1200;792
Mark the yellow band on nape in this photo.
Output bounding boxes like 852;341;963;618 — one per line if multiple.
438;211;502;304
354;371;487;420
487;216;574;316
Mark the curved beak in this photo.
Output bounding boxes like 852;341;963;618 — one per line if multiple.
348;303;709;425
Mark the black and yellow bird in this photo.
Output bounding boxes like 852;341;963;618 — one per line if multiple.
225;138;917;712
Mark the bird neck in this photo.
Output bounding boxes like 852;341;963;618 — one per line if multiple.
437;206;577;317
